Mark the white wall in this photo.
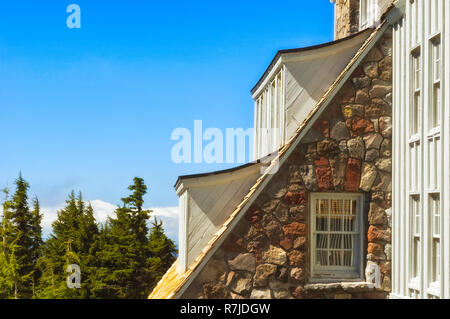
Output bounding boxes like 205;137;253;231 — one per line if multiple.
391;0;449;299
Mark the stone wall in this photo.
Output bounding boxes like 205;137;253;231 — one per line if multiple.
335;0;360;40
181;33;392;300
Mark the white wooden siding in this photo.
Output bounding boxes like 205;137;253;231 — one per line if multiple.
176;163;263;271
253;32;370;160
391;0;449;299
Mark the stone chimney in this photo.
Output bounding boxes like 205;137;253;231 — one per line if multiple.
331;0;360;40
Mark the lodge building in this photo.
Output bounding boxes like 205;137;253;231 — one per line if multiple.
149;0;450;299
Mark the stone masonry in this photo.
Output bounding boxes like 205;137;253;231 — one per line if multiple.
334;0;360;40
181;33;393;300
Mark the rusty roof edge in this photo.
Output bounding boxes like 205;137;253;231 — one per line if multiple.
169;21;391;300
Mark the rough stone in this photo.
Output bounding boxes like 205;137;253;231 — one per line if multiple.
202;282;228;299
372;172;392;192
355;89;371;104
299;165;318;191
380;70;392;82
363;62;379;78
346;117;375;136
289;267;305;283
222;234;246;253
336;82;355;103
384;244;392;260
380;138;391;157
276;267;289;282
344;158;361;191
245;206;262;224
198;258;227;283
247;233;269;253
288;167;303;184
385;208;392;228
369;203;387;226
314;157;334;191
347;137;365;159
369;85;391;98
360;163;377;192
289;205;306;222
342;104;364;119
352;76;371;89
228;253;256;273
379;56;392;73
314;120;330;138
365;149;379;162
283;222;307;238
363;133;383;150
366;98;389;118
368;226;391;243
273;204;289;224
287;250;305;267
375;158;392;172
280;237;293;251
264;219;283;243
339;140;348;153
250;288;272;299
254;264;277;287
292;286;306;299
329;154;348;190
293;237;307;249
330;121;350;141
379;116;392;137
273;289;292;299
230;292;245;299
284;191;307;205
287;183;303;192
231;272;253;295
317;139;339;156
263;246;287;265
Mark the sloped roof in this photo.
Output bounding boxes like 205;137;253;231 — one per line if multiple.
149;4;402;299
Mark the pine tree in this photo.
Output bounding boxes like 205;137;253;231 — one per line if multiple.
37;191;98;299
7;174;41;298
94;177;153;298
0;188;20;299
30;197;43;297
147;217;176;290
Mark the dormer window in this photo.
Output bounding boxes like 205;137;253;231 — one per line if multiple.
360;0;378;29
254;67;286;159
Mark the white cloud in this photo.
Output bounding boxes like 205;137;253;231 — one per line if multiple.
40;200;179;245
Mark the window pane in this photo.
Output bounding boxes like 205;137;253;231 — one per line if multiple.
313;196;360;275
411;195;421;279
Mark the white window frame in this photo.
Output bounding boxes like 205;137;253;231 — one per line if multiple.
359;0;378;30
254;67;286;159
310;193;364;281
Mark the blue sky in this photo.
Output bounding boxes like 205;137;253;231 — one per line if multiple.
0;1;334;240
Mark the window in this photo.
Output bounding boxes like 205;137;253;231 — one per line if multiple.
428;194;441;297
359;0;378;29
410;195;421;281
429;36;441;129
254;68;285;158
311;193;363;279
411;49;421;136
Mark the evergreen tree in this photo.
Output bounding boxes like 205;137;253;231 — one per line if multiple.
37;191;98;299
7;174;41;298
30;197;43;297
0;188;20;298
147;217;176;289
94;177;153;298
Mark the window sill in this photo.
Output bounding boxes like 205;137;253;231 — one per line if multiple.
304;281;376;293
